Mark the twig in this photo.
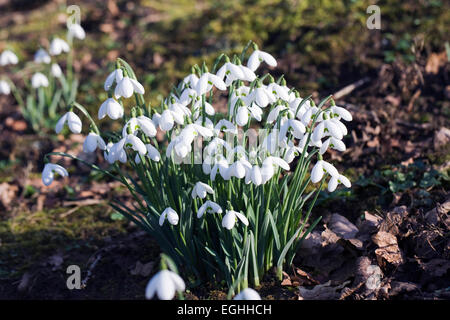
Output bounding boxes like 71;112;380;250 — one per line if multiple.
332;77;371;100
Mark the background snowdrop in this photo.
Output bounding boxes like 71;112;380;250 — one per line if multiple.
0;50;18;66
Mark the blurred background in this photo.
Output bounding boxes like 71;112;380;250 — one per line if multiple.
0;0;449;299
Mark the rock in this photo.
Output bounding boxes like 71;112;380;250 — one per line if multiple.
329;213;359;240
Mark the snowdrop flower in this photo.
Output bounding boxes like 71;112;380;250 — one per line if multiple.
247;49;277;71
250;165;262;186
205;138;231;157
49;38;70;56
300;106;319;125
312;118;344;142
98;98;124;120
214;119;238;135
192;100;215;118
41;163;68;186
222;210;249;230
237;64;257;82
145;270;185;300
195;72;226;95
331;105;352;121
83;132;106;153
108;135;147;163
159;109;184;131
55;111;82;134
260;157;290;184
0;50;18;66
192;182;214;199
51;63;63;78
233;288;261;300
284;142;305;164
216;61;244;85
115;76;145;99
68;23;86;40
182;73;199;88
327;174;351;192
159;207;179;226
123;116;157;137
280;118;306;140
250;85;276;108
320;137;346;154
103;142;114;163
229;158;252;179
34;49;51;64
135;144;161;163
236;106;250;126
311;160;339;183
104;68;123;91
197;200;222;218
31;72;49;88
0;80;11;95
267;82;290;101
210;157;231;181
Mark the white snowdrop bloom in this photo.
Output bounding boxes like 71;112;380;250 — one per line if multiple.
34;49;51;64
135;144;161;163
159;109;184;131
192;100;215;118
182;73;199;88
152;112;161;127
41;163;68;186
248;104;263;122
192;181;214;199
214;119;238;135
159;207;179;226
98;98;124;120
233;288;261;300
229;158;252;179
238;64;257;82
267;82;290;101
195;72;226;95
216;62;245;85
49;38;70;56
103;142;114;163
236;106;250;126
210;157;231;181
179;87;198;105
312;118;343;142
250;165;263;186
331;105;352;121
280;118;306;140
68;23;86;40
31;72;49;88
145;270;185;300
0;50;18;66
266;104;289;123
251;86;276;108
205;137;231;157
114;76;145;99
327;174;351;192
284;142;305;164
300;106;320;125
202;156;213;175
83;132;106;153
197;200;222;218
108;135;147;163
0;80;11;95
104;68;123;91
260;156;290;184
247;49;277;71
123;116;157;137
55;111;82;134
51;63;63;78
311;160;339;183
320;137;346;154
289;97;311;118
222;210;249;230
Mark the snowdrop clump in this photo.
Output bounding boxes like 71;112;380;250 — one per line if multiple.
0;18;85;131
42;41;352;297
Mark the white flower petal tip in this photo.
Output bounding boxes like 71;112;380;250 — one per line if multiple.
159;207;179;226
145;270;185;300
55;111;82;134
98;98;124;120
0;50;19;66
42;163;68;186
222;210;248;230
68;23;86;40
191;181;214;199
31;72;49;88
233;288;262;300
